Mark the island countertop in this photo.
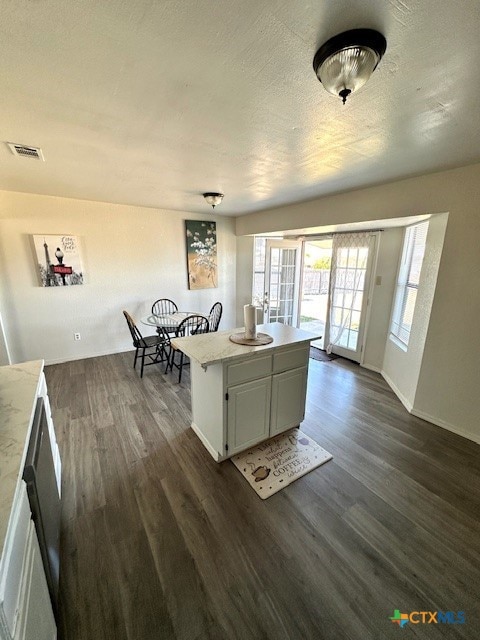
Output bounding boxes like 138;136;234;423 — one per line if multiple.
171;322;321;368
0;360;44;555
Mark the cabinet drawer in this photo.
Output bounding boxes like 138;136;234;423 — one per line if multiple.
273;345;309;373
227;355;272;386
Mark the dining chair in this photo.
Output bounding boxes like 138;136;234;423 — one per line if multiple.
208;301;223;332
151;298;178;336
165;314;209;383
123;311;167;378
151;298;178;316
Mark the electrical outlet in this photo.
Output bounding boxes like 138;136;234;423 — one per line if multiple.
74;333;81;341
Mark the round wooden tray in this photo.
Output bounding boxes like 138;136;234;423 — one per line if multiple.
229;332;273;346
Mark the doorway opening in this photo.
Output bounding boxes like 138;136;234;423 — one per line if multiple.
299;239;332;350
253;236;301;324
253;232;377;363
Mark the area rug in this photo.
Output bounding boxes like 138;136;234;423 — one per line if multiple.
231;428;333;499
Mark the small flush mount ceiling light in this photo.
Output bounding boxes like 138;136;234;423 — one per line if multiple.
313;28;387;104
203;192;224;209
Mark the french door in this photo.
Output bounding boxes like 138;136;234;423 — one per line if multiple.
324;233;376;362
264;240;302;325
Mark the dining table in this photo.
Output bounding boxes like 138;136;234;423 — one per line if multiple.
141;311;202;333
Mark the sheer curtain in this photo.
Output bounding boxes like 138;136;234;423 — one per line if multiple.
326;232;371;355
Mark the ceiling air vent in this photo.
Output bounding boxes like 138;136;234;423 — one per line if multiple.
7;142;45;161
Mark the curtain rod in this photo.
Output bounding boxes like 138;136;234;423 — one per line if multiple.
284;229;384;241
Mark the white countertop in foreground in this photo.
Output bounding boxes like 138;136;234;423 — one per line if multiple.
0;360;44;555
171;322;321;368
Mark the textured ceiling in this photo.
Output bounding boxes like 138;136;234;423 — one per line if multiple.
1;0;480;217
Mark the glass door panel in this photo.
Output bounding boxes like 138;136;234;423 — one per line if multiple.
325;235;376;362
264;240;301;325
298;239;332;349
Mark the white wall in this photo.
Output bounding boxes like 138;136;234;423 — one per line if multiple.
0;237;11;365
362;228;403;371
0;191;237;364
235;235;254;326
236;163;480;444
382;213;448;410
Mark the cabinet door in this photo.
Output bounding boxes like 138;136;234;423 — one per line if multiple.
270;366;307;436
0;485;31;638
14;524;56;640
227;377;271;456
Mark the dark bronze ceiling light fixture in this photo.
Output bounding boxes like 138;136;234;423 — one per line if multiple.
203;192;224;209
313;29;387;104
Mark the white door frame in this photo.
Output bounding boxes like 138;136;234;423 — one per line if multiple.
264;239;302;326
324;233;378;363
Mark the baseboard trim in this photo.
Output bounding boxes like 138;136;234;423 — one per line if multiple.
381;371;413;412
44;345;133;366
380;370;479;445
361;363;382;373
411;408;480;445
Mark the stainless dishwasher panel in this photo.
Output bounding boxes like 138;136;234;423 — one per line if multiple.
22;397;61;618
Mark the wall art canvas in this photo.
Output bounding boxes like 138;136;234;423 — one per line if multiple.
185;220;217;289
33;235;84;287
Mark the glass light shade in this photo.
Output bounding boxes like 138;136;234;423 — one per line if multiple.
317;46;380;99
203;193;223;208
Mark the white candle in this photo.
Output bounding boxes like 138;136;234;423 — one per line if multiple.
244;304;257;339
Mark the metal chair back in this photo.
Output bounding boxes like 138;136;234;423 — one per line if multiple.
123;310;147;348
208;302;223;332
167;314;209;383
152;298;178;316
175;314;209;339
123;310;167;377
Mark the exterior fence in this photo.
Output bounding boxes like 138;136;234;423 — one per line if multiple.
302;268;330;295
254;268;330;301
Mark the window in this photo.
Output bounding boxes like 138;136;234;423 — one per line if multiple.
390;221;429;347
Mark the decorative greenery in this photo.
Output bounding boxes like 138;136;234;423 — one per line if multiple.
313;256;332;270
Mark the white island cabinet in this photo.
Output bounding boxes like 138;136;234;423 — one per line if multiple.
172;322;320;461
0;361;59;640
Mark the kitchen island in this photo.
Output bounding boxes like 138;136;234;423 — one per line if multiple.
171;322;320;461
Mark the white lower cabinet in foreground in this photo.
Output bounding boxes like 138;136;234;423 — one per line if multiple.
0;484;56;640
14;521;56;640
0;361;59;640
270;366;308;437
190;341;310;461
227;376;272;456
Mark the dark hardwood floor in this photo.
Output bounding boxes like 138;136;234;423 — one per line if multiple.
45;352;480;640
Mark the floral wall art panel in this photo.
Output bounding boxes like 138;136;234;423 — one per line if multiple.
33;234;84;286
185;220;217;289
